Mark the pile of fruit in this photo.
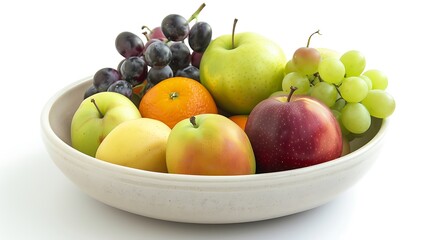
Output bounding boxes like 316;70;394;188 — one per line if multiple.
70;3;395;175
83;3;210;103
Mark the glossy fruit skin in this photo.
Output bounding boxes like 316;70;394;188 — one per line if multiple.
139;77;217;129
166;114;256;175
245;95;342;173
175;65;199;81
107;80;133;98
292;47;321;75
188;21;212;52
115;31;144;58
71;92;141;157
95;118;171;173
144;41;172;68
169;42;191;73
228;115;248;131
200;32;286;115
119;56;148;86
161;14;190;41
93;67;121;92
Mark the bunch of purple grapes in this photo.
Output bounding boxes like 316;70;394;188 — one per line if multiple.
83;3;212;104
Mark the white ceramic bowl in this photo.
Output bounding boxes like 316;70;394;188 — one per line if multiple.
41;77;388;224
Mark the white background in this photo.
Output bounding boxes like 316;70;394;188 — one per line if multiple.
1;0;427;239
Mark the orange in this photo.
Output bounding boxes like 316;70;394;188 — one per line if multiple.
229;115;248;131
139;77;218;128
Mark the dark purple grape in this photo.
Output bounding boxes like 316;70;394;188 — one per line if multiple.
93;68;121;91
191;51;203;68
115;32;144;58
120;56;148;86
117;59;126;73
169;42;191;73
175;65;200;81
84;85;98;99
161;14;190;41
188;22;212;53
107;80;133;98
144;41;172;68
147;65;173;85
142;38;161;56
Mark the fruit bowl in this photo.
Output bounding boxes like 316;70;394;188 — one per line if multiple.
41;76;388;224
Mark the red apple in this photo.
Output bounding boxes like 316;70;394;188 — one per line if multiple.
245;87;342;173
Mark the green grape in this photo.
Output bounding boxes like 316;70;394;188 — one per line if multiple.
292;30;322;75
282;72;310;94
318;57;345;84
363;69;388;90
340;50;366;77
308;74;320;86
317;47;341;60
339;76;369;103
331;98;346;112
359;75;373;90
310;82;337;107
341;103;371;134
292;47;321;75
331;109;350;136
285;60;297;75
361;89;395;118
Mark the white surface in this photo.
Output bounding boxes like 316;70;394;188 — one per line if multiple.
0;0;427;239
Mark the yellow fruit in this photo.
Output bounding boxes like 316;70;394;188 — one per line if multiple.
95;118;171;172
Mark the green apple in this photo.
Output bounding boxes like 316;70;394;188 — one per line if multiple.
95;118;171;172
166;114;256;175
71;91;141;157
200;30;286;115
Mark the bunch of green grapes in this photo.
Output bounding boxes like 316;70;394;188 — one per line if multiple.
283;32;395;136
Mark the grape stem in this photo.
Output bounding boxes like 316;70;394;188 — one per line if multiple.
90;99;104;118
141;26;152;41
315;73;346;102
306;30;321;48
232;18;238;49
141;26;153;33
190;116;198;128
288;86;298;102
188;3;206;23
142;31;149;41
333;84;344;100
310;73;320;86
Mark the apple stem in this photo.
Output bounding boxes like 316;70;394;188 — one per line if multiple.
288;86;298;102
232;18;238;49
190;116;198;128
91;98;104;118
306;30;321;48
188;3;206;23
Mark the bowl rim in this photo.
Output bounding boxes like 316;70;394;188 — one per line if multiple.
41;76;389;184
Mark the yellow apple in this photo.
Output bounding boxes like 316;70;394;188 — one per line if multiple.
71;91;141;157
95;118;171;172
